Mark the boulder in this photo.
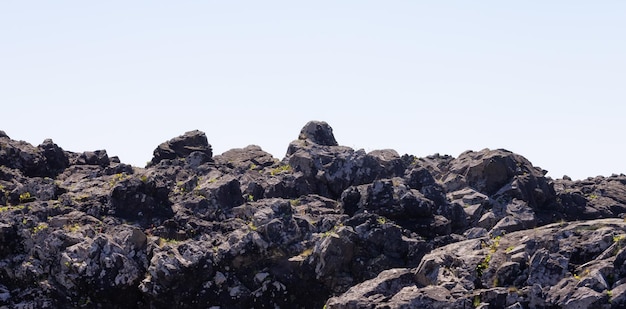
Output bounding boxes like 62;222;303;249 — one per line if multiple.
1;122;626;308
75;150;110;167
324;268;415;309
109;176;173;223
149;130;213;166
0;223;19;258
295;120;338;148
37;139;69;176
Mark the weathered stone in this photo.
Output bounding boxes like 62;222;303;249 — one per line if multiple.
296;120;338;147
527;249;568;286
150;130;212;166
76;150;110;167
0;122;626;308
324;268;414;309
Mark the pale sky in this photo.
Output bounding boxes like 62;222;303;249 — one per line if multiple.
1;2;624;180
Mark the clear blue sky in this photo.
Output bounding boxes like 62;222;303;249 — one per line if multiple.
1;2;624;180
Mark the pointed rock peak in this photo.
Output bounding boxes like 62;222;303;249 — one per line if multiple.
149;130;213;166
0;130;8;139
298;121;338;146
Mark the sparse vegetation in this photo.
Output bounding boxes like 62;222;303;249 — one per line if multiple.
32;223;48;234
270;164;292;176
298;247;314;258
19;192;34;203
64;223;81;233
109;173;127;187
574;268;590;280
0;205;25;212
473;295;481;307
158;237;178;247
248;222;258;231
476;253;491;277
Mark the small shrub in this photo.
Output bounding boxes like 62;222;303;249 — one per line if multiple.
473;295;481;307
19;192;34;203
248;222;258;231
32;223;48;234
109;173;127;187
299;247;314;258
64;223;81;233
270;165;292;176
159;237;178;247
476;254;491;277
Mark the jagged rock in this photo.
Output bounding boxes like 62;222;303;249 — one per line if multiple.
55;226;149;307
285;122;414;199
324;268;416;308
368;149;407;179
444;149;556;211
527;248;569;286
2;122;626;308
295;120;338;147
0;222;18;258
149;130;213;166
0;137;48;177
213;145;276;172
610;282;626;307
405;164;447;206
556;174;626;220
109;176;172;223
76;150;110;167
38;139;69;176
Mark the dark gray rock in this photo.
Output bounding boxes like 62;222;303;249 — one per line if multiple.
213;145;277;171
76;150;110;167
295;120;338;147
610;282;626;308
109;176;173;222
527;249;569;286
1;122;626;308
0;138;48;177
149;130;213;166
0;222;18;258
325;268;414;309
38;139;69;176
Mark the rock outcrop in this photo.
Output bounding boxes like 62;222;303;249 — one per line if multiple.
0;120;625;308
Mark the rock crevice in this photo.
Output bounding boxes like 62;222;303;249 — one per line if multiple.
1;121;625;308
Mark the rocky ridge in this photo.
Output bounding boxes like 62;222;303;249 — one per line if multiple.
0;122;625;308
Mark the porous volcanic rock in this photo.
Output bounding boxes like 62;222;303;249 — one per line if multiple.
0;121;625;308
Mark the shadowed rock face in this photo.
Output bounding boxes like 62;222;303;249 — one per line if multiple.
0;121;625;308
149;130;213;167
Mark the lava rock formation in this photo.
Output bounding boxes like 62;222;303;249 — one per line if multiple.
0;122;625;308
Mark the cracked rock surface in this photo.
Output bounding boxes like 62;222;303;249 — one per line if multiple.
1;121;626;308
